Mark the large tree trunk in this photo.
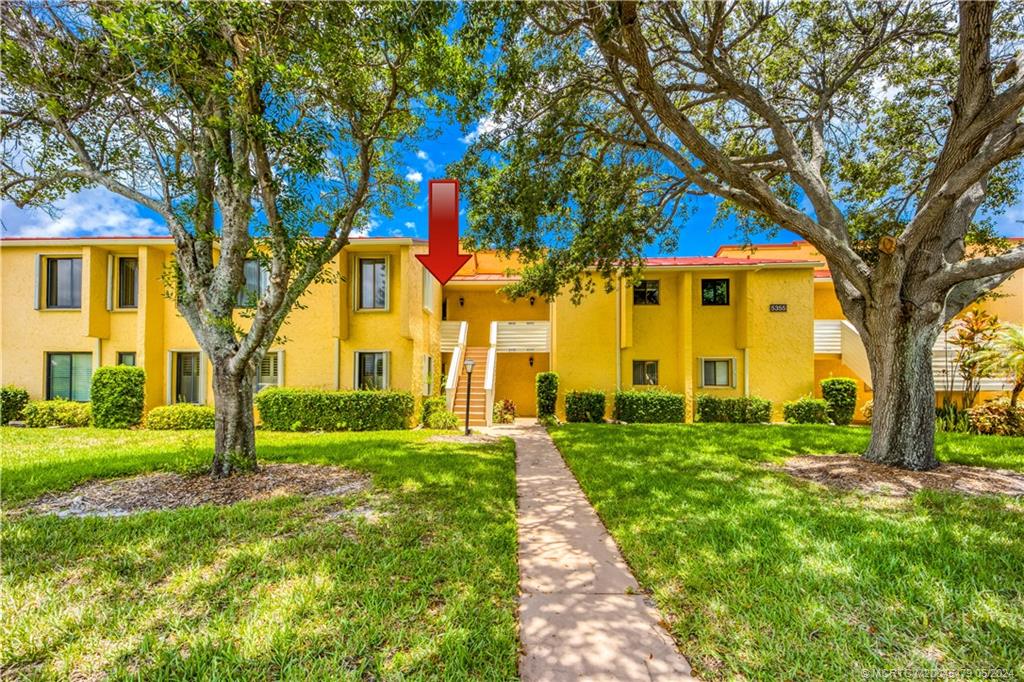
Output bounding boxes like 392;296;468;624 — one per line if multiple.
211;361;257;476
861;314;942;471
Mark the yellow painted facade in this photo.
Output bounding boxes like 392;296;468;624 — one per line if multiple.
16;235;1014;425
716;239;1024;419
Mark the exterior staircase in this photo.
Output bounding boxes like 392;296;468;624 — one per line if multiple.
451;346;490;427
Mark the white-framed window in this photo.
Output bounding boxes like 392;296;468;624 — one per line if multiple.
632;360;659;385
355;351;389;389
422;267;435;313
358;257;388;310
699;357;736;388
422;354;433;396
255;351;282;393
237;258;270;306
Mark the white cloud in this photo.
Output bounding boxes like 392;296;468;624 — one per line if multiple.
405;168;423;183
459;114;501;144
0;187;164;237
416;150;429;161
404;221;415;229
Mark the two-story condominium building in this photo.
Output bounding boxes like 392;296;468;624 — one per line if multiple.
2;234;925;424
717;239;1024;418
1;235;825;424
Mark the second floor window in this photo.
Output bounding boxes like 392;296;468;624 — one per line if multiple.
118;257;138;308
237;259;270;306
633;280;660;305
46;257;82;308
359;258;387;310
701;278;730;306
632;360;659;385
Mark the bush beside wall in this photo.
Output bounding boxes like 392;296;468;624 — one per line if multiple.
536;372;559;418
427;408;460;430
493;399;516;424
820;377;858;426
966;399;1024;436
1;385;29;424
254;388;414;431
90;366;146;428
565;391;606;423
147;403;216;430
23;400;92;427
613;390;685;423
695;395;772;423
421;396;447;427
783;397;830;424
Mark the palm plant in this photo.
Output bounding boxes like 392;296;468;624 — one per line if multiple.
974;324;1024;407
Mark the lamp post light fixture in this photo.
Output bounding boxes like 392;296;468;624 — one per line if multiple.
463;357;476;435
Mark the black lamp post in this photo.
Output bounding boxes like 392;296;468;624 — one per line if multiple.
463;357;475;435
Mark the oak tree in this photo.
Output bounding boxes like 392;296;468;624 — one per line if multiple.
456;0;1024;470
2;1;458;474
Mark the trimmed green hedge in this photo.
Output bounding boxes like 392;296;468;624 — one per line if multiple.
147;403;216;430
536;372;558;418
783;397;830;424
23;400;91;427
421;396;447;427
1;385;29;424
254;388;415;431
90;366;146;428
565;390;606;423
613;390;685;423
695;394;772;423
820;377;857;426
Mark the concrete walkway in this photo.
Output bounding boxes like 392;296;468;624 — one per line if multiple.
490;422;694;681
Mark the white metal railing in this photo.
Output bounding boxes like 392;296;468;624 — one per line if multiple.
483;346;497;426
813;320;842;354
441;320;467;353
445;344;463;411
493;320;550;352
822;320;1012;393
444;321;468;411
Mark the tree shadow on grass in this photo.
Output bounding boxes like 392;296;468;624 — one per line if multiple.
551;424;1024;680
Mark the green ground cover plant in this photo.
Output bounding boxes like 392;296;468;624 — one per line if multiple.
0;428;518;679
550;423;1024;680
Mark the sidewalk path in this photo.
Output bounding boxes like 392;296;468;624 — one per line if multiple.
490;422;694;681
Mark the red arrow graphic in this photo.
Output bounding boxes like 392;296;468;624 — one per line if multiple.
417;179;471;285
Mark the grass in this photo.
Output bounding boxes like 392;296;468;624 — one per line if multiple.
1;428;518;680
549;423;1024;681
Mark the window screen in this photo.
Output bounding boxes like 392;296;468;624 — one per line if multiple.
633;280;660;305
118;257;138;308
702;359;732;387
255;353;279;393
359;258;387;309
47;352;92;401
356;351;386;389
701;278;729;305
632;360;659;385
46;258;82;308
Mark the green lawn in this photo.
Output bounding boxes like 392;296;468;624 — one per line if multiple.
1;428;518;680
550;424;1024;681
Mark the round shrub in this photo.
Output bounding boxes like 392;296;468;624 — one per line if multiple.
421;396;447;427
90;365;146;428
783;396;830;424
427;407;460;430
146;403;216;430
492;399;516;424
820;377;857;426
1;385;30;424
536;372;559;418
613;390;685;423
966;399;1024;436
695;395;772;423
23;400;91;427
565;390;606;423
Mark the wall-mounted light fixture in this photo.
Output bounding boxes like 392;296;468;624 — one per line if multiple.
529;355;534;367
529;296;536;306
459;296;465;307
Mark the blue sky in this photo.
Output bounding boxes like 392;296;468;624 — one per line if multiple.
2;111;1021;255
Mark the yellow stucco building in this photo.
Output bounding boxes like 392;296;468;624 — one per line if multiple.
717;239;1024;420
7;235;1015;425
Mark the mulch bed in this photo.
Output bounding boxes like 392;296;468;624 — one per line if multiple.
771;455;1024;498
17;464;370;518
